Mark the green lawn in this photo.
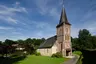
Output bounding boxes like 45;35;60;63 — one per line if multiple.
73;51;82;56
14;55;68;64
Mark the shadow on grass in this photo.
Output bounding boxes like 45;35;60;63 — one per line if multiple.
77;50;96;64
0;55;26;64
82;50;96;64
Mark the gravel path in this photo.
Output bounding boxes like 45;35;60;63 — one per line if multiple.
63;56;78;64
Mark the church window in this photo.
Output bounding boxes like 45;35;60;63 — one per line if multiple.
66;28;68;34
65;35;69;40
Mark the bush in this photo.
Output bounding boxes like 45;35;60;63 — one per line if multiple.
51;52;63;58
35;52;41;56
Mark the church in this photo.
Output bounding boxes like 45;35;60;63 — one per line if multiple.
37;6;72;57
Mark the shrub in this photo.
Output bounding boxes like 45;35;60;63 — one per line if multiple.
51;52;63;58
35;52;41;56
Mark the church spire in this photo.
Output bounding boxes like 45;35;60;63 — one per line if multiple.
59;0;71;25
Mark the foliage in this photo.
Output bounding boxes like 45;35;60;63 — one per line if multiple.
51;52;63;58
35;52;41;56
78;29;91;50
71;37;79;50
89;36;96;49
0;41;2;45
4;39;16;46
72;29;96;51
0;38;45;57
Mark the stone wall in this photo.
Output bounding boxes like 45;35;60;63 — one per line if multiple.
37;44;57;56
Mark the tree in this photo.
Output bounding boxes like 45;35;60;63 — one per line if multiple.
2;39;16;56
71;37;79;50
78;29;92;50
17;39;24;44
4;39;16;46
89;36;96;49
25;38;33;44
24;38;35;54
0;41;2;45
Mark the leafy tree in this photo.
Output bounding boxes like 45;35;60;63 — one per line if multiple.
0;38;45;56
72;37;79;50
78;29;92;50
25;38;33;44
0;41;2;45
17;39;25;44
4;39;16;46
89;36;96;49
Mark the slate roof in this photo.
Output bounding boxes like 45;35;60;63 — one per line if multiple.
38;35;57;49
56;7;71;28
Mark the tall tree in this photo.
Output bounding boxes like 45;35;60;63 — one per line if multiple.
0;41;2;45
78;29;91;50
90;36;96;49
71;37;79;50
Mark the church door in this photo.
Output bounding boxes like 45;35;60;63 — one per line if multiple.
66;51;69;56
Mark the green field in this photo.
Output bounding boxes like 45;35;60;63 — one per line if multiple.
14;55;68;64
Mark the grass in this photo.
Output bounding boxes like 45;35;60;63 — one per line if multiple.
76;55;83;64
14;55;68;64
73;51;83;64
73;51;82;56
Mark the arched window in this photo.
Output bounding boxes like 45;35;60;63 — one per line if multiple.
65;35;69;40
65;28;68;34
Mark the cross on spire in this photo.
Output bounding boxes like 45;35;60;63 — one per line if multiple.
63;0;64;7
56;0;71;28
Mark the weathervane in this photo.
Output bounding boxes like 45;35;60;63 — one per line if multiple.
63;0;64;7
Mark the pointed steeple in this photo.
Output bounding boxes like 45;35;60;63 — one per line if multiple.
57;7;71;27
56;7;71;28
59;7;70;25
56;0;71;28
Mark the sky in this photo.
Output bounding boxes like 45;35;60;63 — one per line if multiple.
0;0;96;41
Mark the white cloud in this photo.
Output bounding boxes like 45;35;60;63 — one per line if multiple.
0;26;13;30
71;26;79;38
7;17;18;24
35;0;49;15
0;2;28;24
12;31;22;35
0;16;18;24
49;8;60;19
35;0;60;19
0;4;27;15
71;20;96;38
16;2;20;5
84;21;96;34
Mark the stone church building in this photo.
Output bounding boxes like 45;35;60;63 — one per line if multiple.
37;7;72;57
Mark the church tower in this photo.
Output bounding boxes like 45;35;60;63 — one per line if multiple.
56;6;72;56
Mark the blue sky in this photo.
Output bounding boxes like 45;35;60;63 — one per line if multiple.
0;0;96;41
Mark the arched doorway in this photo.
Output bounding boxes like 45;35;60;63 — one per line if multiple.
66;48;71;56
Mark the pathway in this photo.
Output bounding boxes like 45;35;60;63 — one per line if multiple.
63;55;79;64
